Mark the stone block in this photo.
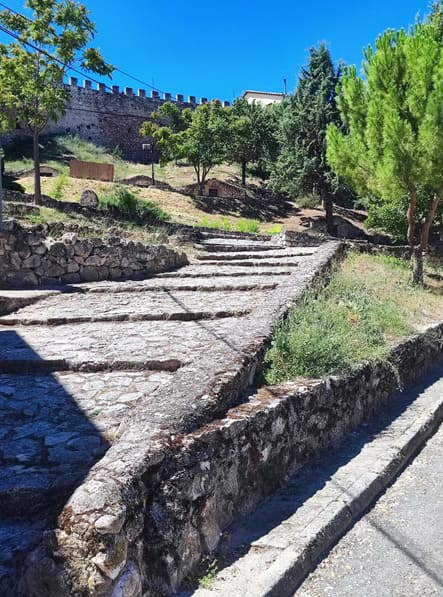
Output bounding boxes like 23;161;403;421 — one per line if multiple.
80;189;99;209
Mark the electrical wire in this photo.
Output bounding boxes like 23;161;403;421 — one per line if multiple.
0;1;169;95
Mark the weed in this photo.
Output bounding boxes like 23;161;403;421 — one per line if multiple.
266;224;283;235
236;219;260;233
50;172;68;200
265;252;443;383
99;187;170;222
197;216;262;233
198;560;218;589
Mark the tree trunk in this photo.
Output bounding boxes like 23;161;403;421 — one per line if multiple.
411;246;423;286
196;171;203;196
33;129;42;205
411;192;442;286
322;195;335;235
241;160;246;186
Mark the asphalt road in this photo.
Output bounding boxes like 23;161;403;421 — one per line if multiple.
296;424;443;597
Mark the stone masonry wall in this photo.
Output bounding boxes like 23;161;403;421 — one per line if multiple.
21;256;443;595
0;222;188;287
1;81;230;163
132;323;443;593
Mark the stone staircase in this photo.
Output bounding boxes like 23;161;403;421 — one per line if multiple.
0;231;334;595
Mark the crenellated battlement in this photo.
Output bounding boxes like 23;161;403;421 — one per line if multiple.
67;77;231;108
1;78;231;163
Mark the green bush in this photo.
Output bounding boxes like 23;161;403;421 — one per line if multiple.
50;173;68;200
296;193;320;209
236;219;260;233
99;187;170;222
266;224;283;235
366;202;407;241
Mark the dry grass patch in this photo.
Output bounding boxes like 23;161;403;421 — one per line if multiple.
265;252;443;383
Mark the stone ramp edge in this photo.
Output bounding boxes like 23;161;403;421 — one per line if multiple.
18;241;343;596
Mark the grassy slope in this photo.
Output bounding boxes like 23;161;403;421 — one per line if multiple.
5;135;281;231
265;253;443;383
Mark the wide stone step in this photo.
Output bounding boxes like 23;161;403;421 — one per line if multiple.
0;370;172;520
78;275;285;291
196;248;316;261
199;231;274;242
194;243;282;253
0;290;263;326
156;270;289;279
199;260;301;268
0;318;246;373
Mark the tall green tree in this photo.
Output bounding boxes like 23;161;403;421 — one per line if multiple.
327;10;443;284
271;44;343;234
141;101;227;192
226;96;274;186
0;0;112;204
151;101;191;134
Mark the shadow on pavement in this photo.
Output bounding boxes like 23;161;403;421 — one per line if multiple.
0;330;110;594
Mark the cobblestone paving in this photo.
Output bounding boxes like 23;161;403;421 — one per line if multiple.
0;234;333;592
0;289;265;325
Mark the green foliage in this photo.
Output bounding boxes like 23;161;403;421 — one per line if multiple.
270;44;347;206
198;560;218;590
50;172;67;200
296;193;320;209
265;224;284;235
327;7;443;279
0;0;113;202
197;216;261;233
226;97;277;185
235;218;260;233
366;201;408;241
141;101;228;188
265;254;415;383
99;187;170;222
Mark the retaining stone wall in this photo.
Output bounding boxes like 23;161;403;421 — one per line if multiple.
130;322;443;593
0;222;187;287
21;255;443;595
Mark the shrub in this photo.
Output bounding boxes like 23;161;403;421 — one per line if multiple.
236;219;260;233
296;193;320;209
99;187;170;222
50;173;68;200
366;202;408;241
266;224;283;235
265;253;416;383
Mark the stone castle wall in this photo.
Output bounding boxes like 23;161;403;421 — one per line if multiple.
1;79;231;163
0;222;188;287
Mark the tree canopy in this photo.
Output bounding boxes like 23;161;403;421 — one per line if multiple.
327;9;443;283
226;97;275;185
271;43;344;233
141;101;228;191
0;0;112;203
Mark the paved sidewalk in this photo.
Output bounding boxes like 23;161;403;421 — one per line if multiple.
296;424;443;597
191;364;443;597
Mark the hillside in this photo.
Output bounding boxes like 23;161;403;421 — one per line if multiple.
3;134;373;239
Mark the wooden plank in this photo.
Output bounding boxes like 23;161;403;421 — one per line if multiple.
70;159;114;182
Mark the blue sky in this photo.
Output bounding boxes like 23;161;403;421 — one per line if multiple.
0;0;431;101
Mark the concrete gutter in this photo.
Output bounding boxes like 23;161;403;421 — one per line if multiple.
193;366;443;597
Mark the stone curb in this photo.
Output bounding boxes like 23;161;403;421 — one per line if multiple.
194;378;443;597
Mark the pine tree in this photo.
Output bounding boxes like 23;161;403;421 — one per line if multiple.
271;44;342;234
327;8;443;285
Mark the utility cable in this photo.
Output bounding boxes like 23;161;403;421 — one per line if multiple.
0;1;168;95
